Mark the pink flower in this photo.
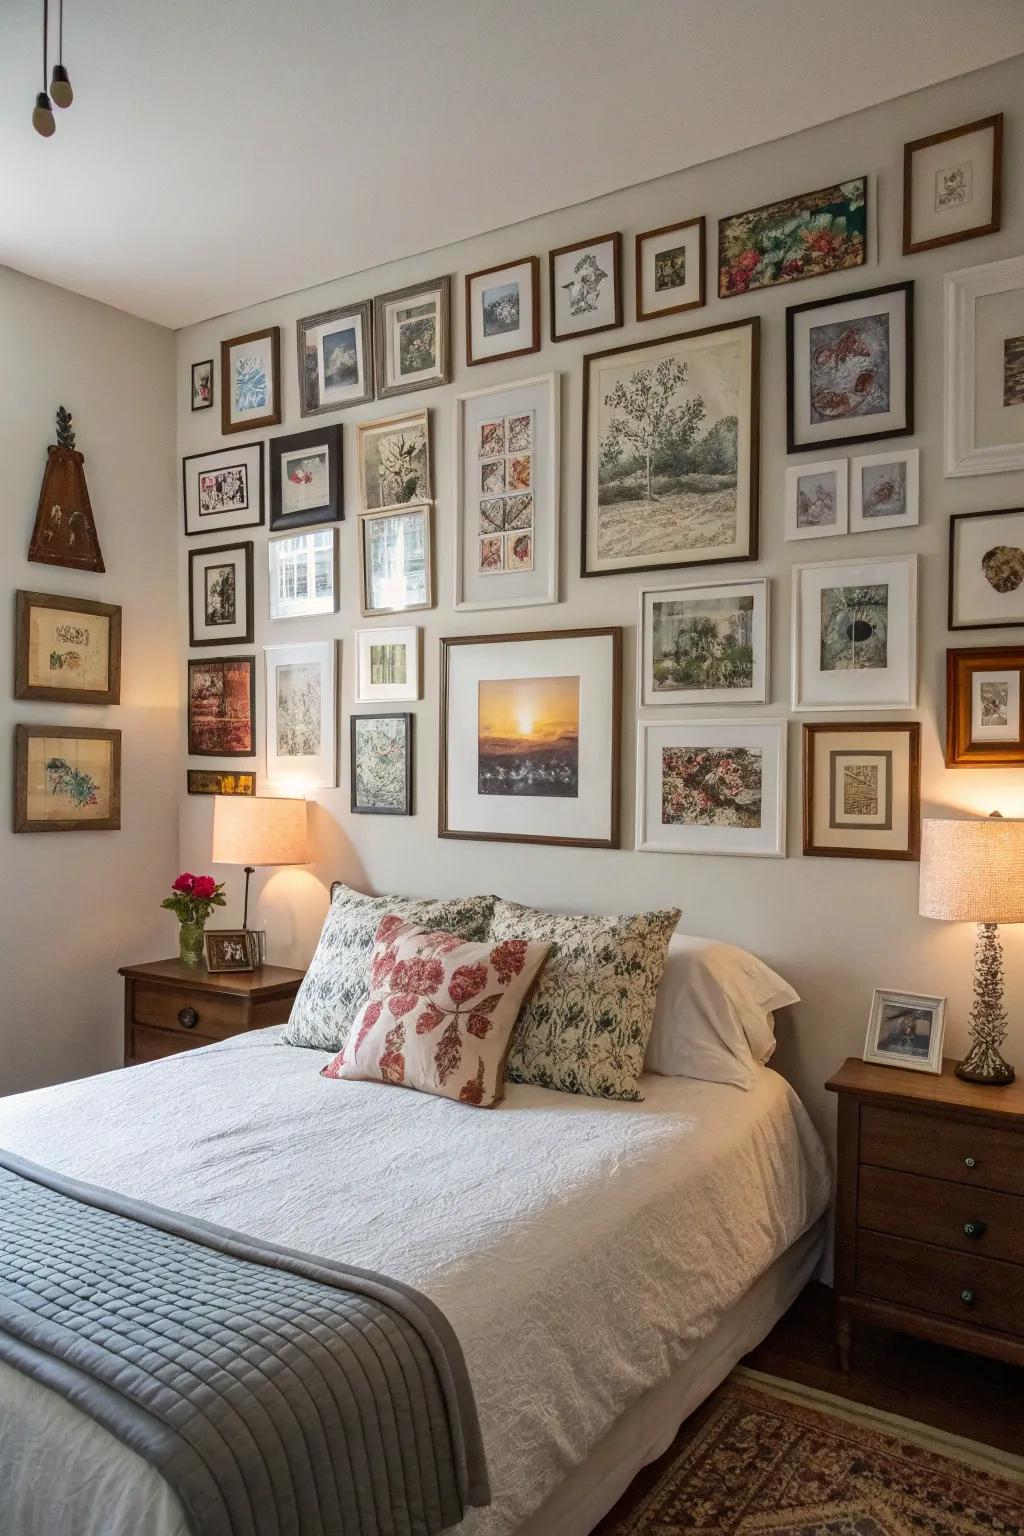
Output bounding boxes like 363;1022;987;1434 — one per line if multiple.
171;873;195;894
447;963;488;1005
192;875;217;900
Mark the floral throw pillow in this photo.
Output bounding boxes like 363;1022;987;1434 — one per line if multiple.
281;885;497;1052
323;917;551;1108
490;900;681;1101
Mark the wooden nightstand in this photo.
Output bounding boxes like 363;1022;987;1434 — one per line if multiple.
827;1056;1024;1373
119;959;305;1065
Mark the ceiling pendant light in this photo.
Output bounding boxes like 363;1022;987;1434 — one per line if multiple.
49;0;72;107
32;0;55;136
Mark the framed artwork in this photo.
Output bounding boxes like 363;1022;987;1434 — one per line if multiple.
191;359;213;412
374;276;451;398
945;255;1024;476
186;769;256;796
220;326;281;435
268;424;342;531
791;553;918;712
638;578;768;708
15;590;121;705
549;232;622;342
636;718;787;858
784;459;848;541
949;507;1024;630
849;448;919;533
903;114;1002;255
188;542;254;647
14;724;121;833
719;176;867;298
187;656;255;757
465;257;540;367
439;627;622;848
946;646;1024;768
296;299;374;416
864;990;945;1075
264;640;336;788
582;317;759;578
359;504;433;617
355;625;420;703
635;216;705;320
268;529;337;621
802;721;921;860
351;713;413;816
453;373;559;610
204;930;256;973
358;410;431;511
786;281;914;453
183;442;263;537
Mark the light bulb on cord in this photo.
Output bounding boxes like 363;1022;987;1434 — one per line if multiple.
32;0;56;136
49;0;72;107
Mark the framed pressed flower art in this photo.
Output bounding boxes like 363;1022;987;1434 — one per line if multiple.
357;410;431;511
14;724;121;833
15;590;121;705
636;718;787;858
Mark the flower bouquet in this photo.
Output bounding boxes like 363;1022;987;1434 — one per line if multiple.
161;872;227;967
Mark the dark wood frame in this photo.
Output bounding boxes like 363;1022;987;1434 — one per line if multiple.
182;442;264;538
350;712;413;816
373;276;452;398
204;929;256;973
948;508;1024;631
786;281;914;455
187;542;254;648
187;655;256;758
190;358;214;412
296;298;374;416
358;504;435;618
220;326;281;435
465;256;541;367
581;316;760;578
902;113;1003;256
187;769;256;796
635;215;705;320
438;627;622;849
14;723;121;832
718;176;868;300
548;232;622;342
268;423;343;531
946;645;1024;768
802;721;921;861
15;590;121;704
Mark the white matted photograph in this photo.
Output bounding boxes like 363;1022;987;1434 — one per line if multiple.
945;255;1024;476
355;626;421;704
638;578;768;707
264;640;336;788
784;459;848;541
850;448;919;533
792;553;917;711
636;718;787;858
863;989;946;1074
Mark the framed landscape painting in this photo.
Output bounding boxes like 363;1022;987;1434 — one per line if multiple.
187;769;256;796
296;299;373;416
792;553;917;711
357;410;431;511
14;724;121;833
636;718;786;858
264;640;336;788
903;115;1002;255
549;232;622;341
221;326;281;435
849;448;919;533
15;590;121;705
351;713;413;815
269;424;342;531
374;276;451;398
946;646;1024;768
183;442;263;537
465;257;540;367
636;216;705;320
945;255;1024;477
188;542;253;647
803;721;920;860
784;459;848;541
638;578;768;707
718;177;866;298
187;656;255;757
949;507;1024;630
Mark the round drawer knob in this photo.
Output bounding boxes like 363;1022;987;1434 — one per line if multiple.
961;1289;975;1305
964;1156;976;1168
177;1007;199;1030
963;1220;986;1240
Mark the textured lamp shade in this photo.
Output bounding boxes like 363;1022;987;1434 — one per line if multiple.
919;816;1024;925
212;796;308;868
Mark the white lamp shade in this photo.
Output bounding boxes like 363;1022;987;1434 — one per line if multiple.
919;816;1024;924
212;796;308;867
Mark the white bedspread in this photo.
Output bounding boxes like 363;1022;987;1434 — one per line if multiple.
0;1030;831;1536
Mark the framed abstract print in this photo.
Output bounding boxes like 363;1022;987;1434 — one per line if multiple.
188;542;254;647
220;326;281;435
183;442;263;537
191;359;213;412
949;507;1024;630
14;724;121;833
582;317;759;578
635;216;705;320
374;276;451;398
636;718;786;858
268;424;342;531
187;656;255;757
864;990;944;1074
946;646;1024;768
784;459;848;542
357;410;431;511
15;590;121;705
296;299;374;416
802;721;921;860
439;627;621;848
719;176;867;298
786;281;913;453
638;578;768;707
791;553;917;712
358;504;433;617
465;257;540;367
549;232;622;341
264;640;336;788
268;529;337;621
849;448;919;533
453;373;559;610
354;625;420;704
945;255;1024;476
903;115;1002;256
351;713;413;816
187;769;256;796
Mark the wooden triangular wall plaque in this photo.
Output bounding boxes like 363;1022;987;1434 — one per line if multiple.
28;407;105;573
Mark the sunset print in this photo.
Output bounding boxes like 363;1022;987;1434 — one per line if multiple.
477;675;580;797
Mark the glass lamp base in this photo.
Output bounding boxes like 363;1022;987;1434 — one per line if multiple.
956;1040;1016;1086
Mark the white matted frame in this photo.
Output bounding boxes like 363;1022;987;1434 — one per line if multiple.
355;626;421;704
863;989;946;1075
636;718;787;858
849;448;919;533
183;442;264;537
638;578;768;708
792;553;917;712
784;459;848;541
945;255;1024;476
264;640;336;789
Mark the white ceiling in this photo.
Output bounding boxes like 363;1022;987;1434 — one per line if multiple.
2;1;1022;330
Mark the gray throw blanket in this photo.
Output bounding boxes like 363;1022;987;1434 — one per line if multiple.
0;1151;489;1536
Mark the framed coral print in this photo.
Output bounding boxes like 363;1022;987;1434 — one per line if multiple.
792;553;917;711
354;625;420;704
786;281;913;453
188;542;254;647
465;257;540;367
188;656;255;757
14;724;121;833
864;990;945;1074
268;424;342;531
903;115;1002;255
719;177;867;298
549;233;622;341
638;578;768;707
635;216;705;320
264;641;336;788
15;590;121;705
949;508;1024;630
636;718;787;858
945;255;1024;477
221;326;281;435
296;299;374;416
946;646;1024;768
357;411;431;511
803;721;920;860
359;504;433;617
849;448;919;533
374;276;451;398
183;442;264;537
351;713;413;816
784;459;848;542
268;529;337;621
187;769;256;796
191;359;213;412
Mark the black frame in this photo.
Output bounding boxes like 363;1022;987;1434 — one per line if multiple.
182;442;264;538
268;424;343;532
187;655;256;758
350;712;413;816
948;508;1024;632
188;541;254;647
191;358;214;411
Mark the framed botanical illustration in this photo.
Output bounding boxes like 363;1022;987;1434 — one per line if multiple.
357;410;431;511
296;299;374;416
205;930;256;973
903;114;1002;255
786;281;913;453
791;553;917;712
439;627;622;848
582;317;759;578
864;990;945;1075
268;529;337;621
453;373;559;610
849;448;919;533
268;424;342;531
187;769;256;796
191;359;213;412
187;656;255;757
635;216;705;320
949;508;1024;630
15;591;121;705
802;721;921;860
549;233;622;341
351;713;413;816
719;176;867;298
638;578;768;707
188;542;253;647
374;276;451;398
264;640;336;788
784;459;848;541
359;504;433;617
946;646;1024;768
14;724;121;833
220;326;281;435
945;255;1024;476
354;625;420;704
636;718;787;858
465;257;540;367
183;442;263;537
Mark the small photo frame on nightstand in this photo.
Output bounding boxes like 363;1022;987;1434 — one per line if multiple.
204;929;257;973
864;988;946;1074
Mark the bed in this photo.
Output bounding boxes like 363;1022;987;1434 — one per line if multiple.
0;1026;831;1536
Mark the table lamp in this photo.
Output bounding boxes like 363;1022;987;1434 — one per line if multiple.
211;796;308;961
919;812;1024;1085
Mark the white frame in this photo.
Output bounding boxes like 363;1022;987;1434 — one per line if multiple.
791;553;918;712
849;448;920;532
638;578;769;708
863;989;946;1075
357;409;431;512
945;255;1024;476
355;626;421;704
268;529;338;621
636;718;787;858
183;442;263;536
784;459;848;541
263;640;336;789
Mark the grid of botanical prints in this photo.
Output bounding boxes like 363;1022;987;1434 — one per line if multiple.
477;411;535;576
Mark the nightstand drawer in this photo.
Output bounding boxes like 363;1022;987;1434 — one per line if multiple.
861;1104;1024;1197
858;1164;1024;1266
132;1024;217;1063
857;1229;1024;1339
132;983;242;1040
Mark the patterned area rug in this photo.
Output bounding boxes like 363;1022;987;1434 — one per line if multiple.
593;1369;1024;1535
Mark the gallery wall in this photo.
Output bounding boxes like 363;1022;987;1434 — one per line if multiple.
176;53;1024;1142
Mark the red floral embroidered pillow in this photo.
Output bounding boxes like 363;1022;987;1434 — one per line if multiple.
322;917;551;1108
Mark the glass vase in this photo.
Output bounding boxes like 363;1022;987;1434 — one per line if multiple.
178;920;206;968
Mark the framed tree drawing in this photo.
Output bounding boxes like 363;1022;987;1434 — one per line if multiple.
351;713;413;815
15;591;121;705
221;326;281;435
14;724;121;833
803;721;920;860
945;255;1024;477
264;640;336;788
187;656;255;757
636;718;787;858
188;542;254;647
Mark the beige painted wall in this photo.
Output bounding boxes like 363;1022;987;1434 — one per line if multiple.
176;54;1024;1146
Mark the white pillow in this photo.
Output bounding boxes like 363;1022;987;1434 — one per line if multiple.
644;933;800;1089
